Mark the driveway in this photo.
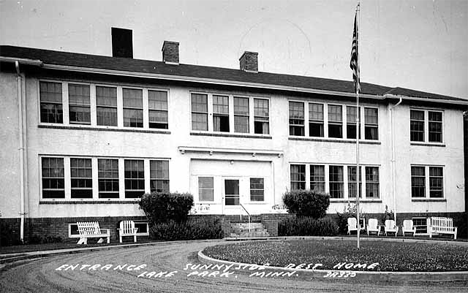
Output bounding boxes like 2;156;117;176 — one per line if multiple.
0;240;466;293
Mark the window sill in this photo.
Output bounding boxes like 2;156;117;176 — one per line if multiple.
190;132;272;139
40;200;140;204
411;198;446;202
410;142;445;147
288;137;381;145
330;199;382;203
38;124;171;134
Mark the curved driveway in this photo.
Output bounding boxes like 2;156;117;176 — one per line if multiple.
1;240;467;293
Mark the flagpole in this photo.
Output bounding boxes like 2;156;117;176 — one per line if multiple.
354;2;361;250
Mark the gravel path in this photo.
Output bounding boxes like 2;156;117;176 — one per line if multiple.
0;240;466;293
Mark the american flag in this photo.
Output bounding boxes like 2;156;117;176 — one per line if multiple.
350;11;360;93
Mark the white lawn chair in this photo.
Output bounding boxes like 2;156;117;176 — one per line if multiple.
347;217;358;235
401;219;416;236
118;220;139;243
366;218;380;236
384;220;399;236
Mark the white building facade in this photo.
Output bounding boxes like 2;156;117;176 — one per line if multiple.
0;34;466;243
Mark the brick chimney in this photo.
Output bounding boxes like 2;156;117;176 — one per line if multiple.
162;41;179;64
111;27;133;58
239;51;258;72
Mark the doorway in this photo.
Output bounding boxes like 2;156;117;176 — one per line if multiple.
224;179;240;205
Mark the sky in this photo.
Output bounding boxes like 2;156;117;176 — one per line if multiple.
1;0;467;99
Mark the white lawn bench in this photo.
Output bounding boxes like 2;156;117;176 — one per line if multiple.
429;217;457;240
76;221;110;245
118;220;139;243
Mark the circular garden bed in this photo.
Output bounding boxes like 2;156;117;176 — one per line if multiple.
202;239;468;272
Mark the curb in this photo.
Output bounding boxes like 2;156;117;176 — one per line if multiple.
197;237;468;283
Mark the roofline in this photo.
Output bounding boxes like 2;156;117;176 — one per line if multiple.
41;63;385;100
384;93;468;106
0;56;43;66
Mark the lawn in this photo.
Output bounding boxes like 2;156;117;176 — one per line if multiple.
202;239;468;272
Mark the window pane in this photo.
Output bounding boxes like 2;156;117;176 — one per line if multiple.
290;164;306;190
40;81;63;123
309;103;324;121
123;88;143;108
329;166;343;198
250;178;264;201
150;160;169;193
199;177;214;201
428;111;442;142
365;108;378;140
42;157;65;198
365;167;379;198
234;97;249;133
97;86;118;126
411;166;425;198
71;158;92;199
98;159;119;198
310;165;325;192
254;99;269;134
429;167;443;198
348;166;362;198
410;110;425;142
124;160;145;198
328;105;342;122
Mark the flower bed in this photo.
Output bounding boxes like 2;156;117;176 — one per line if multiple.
203;239;468;272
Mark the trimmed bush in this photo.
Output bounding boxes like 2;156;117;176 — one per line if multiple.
278;216;339;236
282;190;330;219
150;217;224;241
139;192;194;225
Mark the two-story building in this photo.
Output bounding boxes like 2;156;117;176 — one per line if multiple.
1;28;466;243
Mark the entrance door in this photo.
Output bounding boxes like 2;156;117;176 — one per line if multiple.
224;179;240;205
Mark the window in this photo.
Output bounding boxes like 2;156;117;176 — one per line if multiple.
365;167;379;198
68;84;91;124
289;102;304;136
310;165;325;192
191;93;208;131
329;166;344;198
328;105;343;138
410;110;425;142
198;177;214;201
250;178;264;201
309;103;324;137
428;112;442;142
150;160;169;192
290;164;305;190
70;158;92;198
213;95;230;132
123;88;143;128
254;99;269;134
411;166;426;198
429;167;443;198
412;217;428;234
364;108;378;140
234;97;249;133
98;159;119;198
347;166;361;198
124;160;145;198
148;90;168;129
347;106;360;139
42;157;64;198
96;86;117;126
40;81;63;123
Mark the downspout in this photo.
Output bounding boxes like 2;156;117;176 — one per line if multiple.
390;97;403;223
15;61;26;243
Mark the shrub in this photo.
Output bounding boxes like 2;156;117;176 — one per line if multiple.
139;192;194;225
278;216;339;236
282;190;330;219
150;217;224;241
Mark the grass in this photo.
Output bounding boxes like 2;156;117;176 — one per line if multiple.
202;239;468;272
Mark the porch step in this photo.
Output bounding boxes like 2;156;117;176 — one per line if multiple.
229;222;270;238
